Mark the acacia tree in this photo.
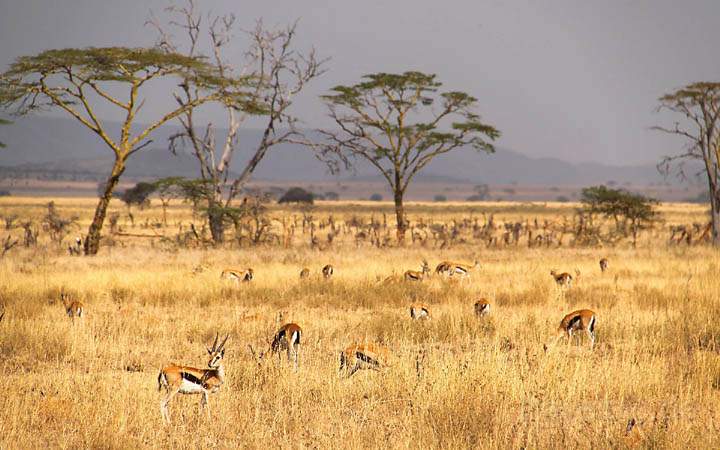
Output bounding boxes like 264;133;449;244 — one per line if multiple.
0;47;252;254
148;1;325;243
654;82;720;246
319;71;499;242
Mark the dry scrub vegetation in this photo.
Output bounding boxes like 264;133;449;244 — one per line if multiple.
0;198;719;449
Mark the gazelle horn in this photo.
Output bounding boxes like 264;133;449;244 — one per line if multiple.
218;334;229;351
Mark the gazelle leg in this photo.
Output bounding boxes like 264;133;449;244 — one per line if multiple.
587;330;595;350
292;343;299;371
160;387;179;424
200;391;210;419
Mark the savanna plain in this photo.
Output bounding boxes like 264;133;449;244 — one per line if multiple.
1;197;719;449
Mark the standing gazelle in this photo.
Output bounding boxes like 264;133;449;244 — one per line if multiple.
436;260;479;279
599;258;609;273
60;290;84;319
404;260;431;282
339;343;390;377
547;309;597;350
158;333;228;424
322;264;334;279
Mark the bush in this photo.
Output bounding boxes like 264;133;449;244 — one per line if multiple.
369;193;383;201
121;182;156;208
555;196;569;202
278;187;314;204
324;191;339;201
434;194;447;202
0;190;10;197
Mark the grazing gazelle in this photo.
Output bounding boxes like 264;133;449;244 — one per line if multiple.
339;343;390;377
299;268;310;279
60;290;84;319
158;333;228;424
599;258;609;273
220;268;254;285
409;303;430;320
474;299;491;317
404;260;431;281
550;269;579;287
546;309;597;350
322;264;334;279
436;260;479;279
252;323;303;371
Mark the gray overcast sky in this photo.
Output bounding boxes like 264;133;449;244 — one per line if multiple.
1;0;719;165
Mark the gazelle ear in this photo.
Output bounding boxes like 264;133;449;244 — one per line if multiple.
221;348;225;356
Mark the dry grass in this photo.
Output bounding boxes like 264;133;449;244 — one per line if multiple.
0;197;719;449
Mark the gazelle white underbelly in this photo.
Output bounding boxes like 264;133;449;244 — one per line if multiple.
179;379;206;394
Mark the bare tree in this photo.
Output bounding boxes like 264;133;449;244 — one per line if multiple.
654;82;720;245
148;1;326;243
318;71;499;242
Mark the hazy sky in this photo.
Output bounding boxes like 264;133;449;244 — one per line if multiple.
1;0;719;165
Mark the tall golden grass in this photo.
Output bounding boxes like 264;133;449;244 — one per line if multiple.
0;197;718;448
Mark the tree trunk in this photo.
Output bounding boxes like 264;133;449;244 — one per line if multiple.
394;190;407;244
84;160;125;255
208;205;225;244
711;188;720;246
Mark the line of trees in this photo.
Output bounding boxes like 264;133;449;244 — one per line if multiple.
1;0;718;251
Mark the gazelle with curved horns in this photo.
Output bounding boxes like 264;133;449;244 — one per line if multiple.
251;323;302;371
545;309;597;351
404;260;431;282
339;343;390;377
158;333;229;424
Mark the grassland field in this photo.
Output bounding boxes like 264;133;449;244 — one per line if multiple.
0;197;719;449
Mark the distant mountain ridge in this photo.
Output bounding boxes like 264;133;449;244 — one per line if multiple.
0;115;687;186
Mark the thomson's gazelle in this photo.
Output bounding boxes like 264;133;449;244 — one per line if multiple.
409;303;430;320
546;309;597;350
474;299;491;317
157;333;228;424
60;290;84;319
221;268;254;285
339;343;389;377
252;323;303;371
404;260;430;281
322;264;334;279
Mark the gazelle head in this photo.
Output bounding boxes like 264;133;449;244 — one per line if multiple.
550;269;558;277
244;268;254;282
206;333;229;368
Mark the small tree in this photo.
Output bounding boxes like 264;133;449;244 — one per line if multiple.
121;182;156;210
278;187;314;204
580;185;659;246
369;193;383;202
153;177;184;225
654;82;720;246
0;46;252;255
319;71;499;242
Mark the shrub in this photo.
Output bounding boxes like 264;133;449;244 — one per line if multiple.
434;194;447;202
369;193;383;201
278;187;314;204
